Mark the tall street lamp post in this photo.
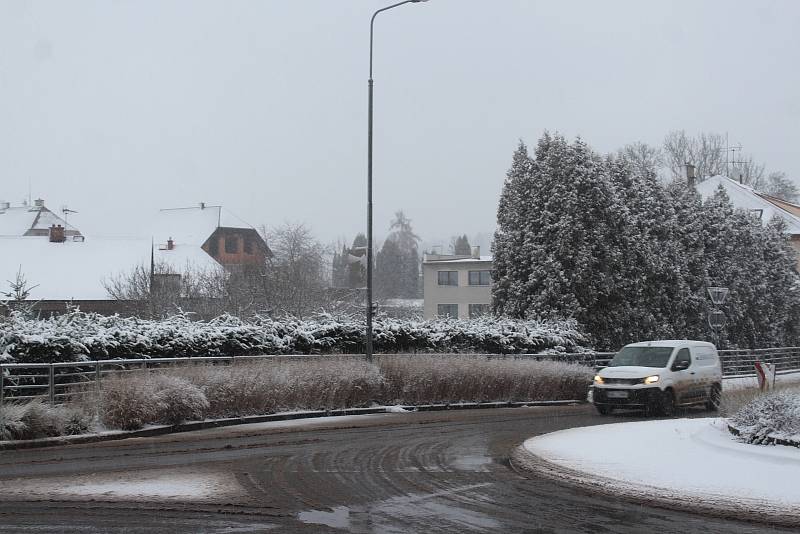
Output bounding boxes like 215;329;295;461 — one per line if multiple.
366;0;428;362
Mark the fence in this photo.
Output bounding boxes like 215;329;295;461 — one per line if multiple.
1;348;799;405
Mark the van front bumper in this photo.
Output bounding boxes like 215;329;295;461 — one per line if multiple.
592;386;660;407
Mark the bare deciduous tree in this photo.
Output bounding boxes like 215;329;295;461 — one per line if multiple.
261;222;332;318
663;130;726;180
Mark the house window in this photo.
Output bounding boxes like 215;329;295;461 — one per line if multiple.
437;271;458;286
468;270;492;286
243;236;254;255
225;236;239;254
437;304;458;318
469;304;490;318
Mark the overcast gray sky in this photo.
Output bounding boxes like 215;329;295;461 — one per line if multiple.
2;0;799;247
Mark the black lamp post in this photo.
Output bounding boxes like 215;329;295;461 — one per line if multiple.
366;0;428;363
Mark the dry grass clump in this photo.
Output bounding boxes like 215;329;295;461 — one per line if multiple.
379;356;593;405
4;356;594;438
0;400;91;440
99;372;209;429
176;359;383;417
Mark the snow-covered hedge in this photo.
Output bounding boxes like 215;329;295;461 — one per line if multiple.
728;390;800;446
0;311;588;364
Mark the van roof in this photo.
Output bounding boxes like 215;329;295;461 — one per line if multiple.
623;340;716;349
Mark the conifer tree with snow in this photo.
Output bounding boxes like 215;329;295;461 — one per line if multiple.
452;235;472;255
376;211;420;298
347;233;368;288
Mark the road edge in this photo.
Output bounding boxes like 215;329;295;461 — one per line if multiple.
1;399;581;451
509;442;800;528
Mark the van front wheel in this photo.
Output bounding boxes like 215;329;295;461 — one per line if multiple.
706;384;722;412
595;405;613;416
658;390;675;417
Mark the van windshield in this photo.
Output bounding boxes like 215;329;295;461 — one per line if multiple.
609;346;674;368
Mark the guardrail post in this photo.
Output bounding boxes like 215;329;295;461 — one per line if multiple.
48;364;55;405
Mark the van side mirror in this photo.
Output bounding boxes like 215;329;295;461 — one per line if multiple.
672;360;690;372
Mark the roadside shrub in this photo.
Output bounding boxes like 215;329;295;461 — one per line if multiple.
150;375;209;425
0;401;92;440
100;373;163;430
0;403;27;440
728;389;800;445
379;356;593;405
176;359;383;418
0;310;589;364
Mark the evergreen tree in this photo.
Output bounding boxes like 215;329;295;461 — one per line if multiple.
347;233;367;288
492;140;534;316
493;133;800;349
375;211;420;298
451;235;472;255
331;243;349;288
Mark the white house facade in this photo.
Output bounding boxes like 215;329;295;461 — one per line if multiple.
422;250;493;319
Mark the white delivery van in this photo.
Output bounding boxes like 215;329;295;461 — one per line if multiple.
590;340;722;416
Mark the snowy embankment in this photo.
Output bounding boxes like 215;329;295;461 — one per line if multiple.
516;418;800;525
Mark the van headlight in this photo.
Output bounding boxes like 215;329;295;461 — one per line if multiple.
643;375;660;385
593;375;604;385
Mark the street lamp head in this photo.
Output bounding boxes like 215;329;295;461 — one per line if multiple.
411;0;429;2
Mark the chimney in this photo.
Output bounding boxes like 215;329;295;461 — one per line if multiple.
34;198;44;208
49;224;66;243
472;245;481;259
199;202;206;210
685;163;696;189
167;237;174;250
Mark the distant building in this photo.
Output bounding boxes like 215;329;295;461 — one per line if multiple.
422;248;493;319
696;175;800;268
0;199;271;315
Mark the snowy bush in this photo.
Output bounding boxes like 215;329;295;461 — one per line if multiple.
0;310;588;364
728;389;800;445
380;356;593;405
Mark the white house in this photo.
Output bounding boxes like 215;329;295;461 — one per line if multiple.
422;248;493;319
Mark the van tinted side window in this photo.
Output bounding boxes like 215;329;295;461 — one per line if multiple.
673;348;691;368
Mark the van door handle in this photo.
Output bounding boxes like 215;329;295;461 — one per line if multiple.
690;372;695;375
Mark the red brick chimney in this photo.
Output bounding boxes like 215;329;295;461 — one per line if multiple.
49;224;66;243
167;237;174;250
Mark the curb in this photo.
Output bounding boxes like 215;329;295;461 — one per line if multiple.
0;399;582;451
510;442;800;528
726;423;800;449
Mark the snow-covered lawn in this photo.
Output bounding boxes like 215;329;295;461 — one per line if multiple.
522;418;800;519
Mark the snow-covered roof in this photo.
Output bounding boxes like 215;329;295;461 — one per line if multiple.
0;235;221;301
696;175;800;236
0;204;79;237
423;255;493;264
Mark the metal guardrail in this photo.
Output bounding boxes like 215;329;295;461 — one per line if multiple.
1;348;799;405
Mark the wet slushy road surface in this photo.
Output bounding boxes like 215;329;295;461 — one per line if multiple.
0;405;790;533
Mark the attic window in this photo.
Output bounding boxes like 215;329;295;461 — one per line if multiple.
225;236;239;254
244;237;254;255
